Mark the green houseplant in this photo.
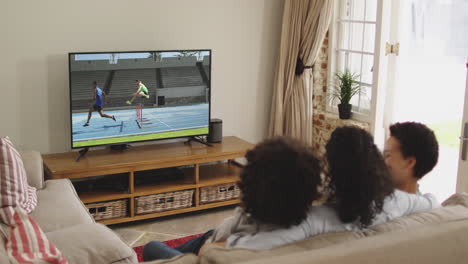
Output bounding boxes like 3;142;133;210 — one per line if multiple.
330;69;362;119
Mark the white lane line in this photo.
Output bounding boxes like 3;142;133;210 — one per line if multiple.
158;120;172;129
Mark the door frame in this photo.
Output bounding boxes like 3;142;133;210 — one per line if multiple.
370;0;392;148
456;62;468;193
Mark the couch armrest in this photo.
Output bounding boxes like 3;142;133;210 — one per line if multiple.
20;151;45;190
46;223;138;264
442;192;468;207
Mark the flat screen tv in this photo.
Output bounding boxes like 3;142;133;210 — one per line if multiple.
69;50;211;149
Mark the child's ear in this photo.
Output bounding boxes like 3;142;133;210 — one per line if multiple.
406;156;416;170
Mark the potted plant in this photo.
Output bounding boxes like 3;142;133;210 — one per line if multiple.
330;69;361;119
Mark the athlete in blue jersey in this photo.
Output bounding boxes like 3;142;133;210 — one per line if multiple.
83;81;116;127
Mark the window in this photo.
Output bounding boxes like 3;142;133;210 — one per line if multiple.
328;0;378;120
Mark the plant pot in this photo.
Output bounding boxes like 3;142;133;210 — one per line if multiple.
338;104;352;119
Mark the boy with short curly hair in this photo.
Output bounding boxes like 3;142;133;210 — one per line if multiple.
384;122;439;194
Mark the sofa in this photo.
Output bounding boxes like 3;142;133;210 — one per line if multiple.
145;194;468;264
3;150;468;264
0;151;138;264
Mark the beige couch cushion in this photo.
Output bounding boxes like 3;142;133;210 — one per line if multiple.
364;192;468;235
46;223;137;264
142;254;199;264
240;220;468;264
366;204;468;234
442;192;468;207
20;150;45;190
30;179;94;232
201;231;363;264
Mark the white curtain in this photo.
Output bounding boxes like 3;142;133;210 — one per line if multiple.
269;0;334;144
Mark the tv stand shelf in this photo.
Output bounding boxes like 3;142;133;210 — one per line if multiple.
42;136;253;225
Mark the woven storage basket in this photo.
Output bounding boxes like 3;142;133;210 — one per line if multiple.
87;199;128;220
135;189;194;215
200;182;240;204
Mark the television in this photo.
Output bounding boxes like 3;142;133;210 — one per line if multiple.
68;50;211;149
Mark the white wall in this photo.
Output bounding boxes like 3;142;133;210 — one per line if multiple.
0;0;284;153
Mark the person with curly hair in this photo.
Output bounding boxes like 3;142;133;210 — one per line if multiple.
384;122;439;194
142;137;322;261
325;125;394;226
226;126;439;250
325;126;438;227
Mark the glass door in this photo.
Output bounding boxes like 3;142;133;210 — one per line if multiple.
385;0;468;201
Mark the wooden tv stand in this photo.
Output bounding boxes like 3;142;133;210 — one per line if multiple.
42;136;253;225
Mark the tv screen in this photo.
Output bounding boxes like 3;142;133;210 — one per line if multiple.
69;50;211;148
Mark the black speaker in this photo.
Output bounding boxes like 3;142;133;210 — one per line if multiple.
157;96;165;106
208;118;222;143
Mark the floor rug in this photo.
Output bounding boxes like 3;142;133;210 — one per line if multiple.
133;233;203;262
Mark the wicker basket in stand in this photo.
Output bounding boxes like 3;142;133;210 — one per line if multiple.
87;199;128;221
200;182;240;204
135;189;194;215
